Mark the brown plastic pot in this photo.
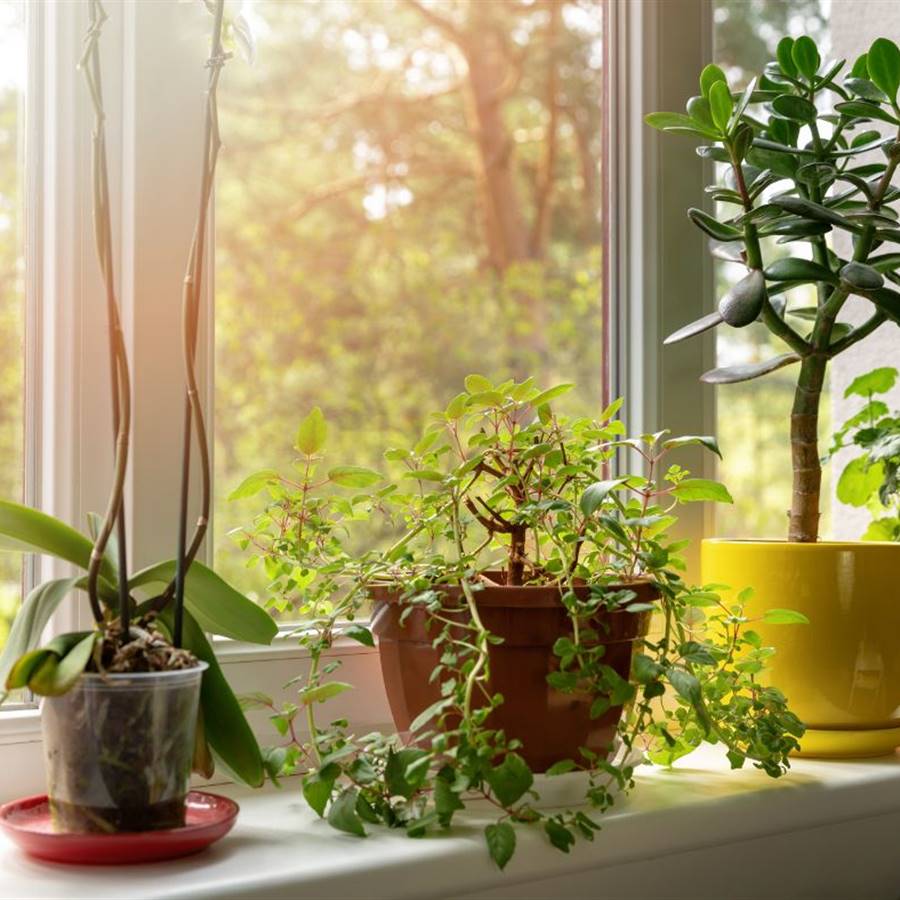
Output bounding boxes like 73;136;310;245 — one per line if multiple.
370;573;655;772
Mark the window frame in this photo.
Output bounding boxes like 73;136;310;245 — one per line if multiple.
0;0;715;796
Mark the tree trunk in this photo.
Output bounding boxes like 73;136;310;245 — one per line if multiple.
789;355;826;542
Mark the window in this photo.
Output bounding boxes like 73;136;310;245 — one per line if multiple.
712;0;832;539
0;0;26;648
213;0;607;605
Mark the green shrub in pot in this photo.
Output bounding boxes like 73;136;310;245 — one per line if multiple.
233;377;804;868
647;35;900;757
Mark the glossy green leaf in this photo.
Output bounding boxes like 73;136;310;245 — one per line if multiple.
0;577;81;692
304;769;338;818
844;77;888;103
835;100;900;124
867;37;900;103
686;95;714;129
169;608;265;787
529;384;574;409
719;269;766;327
580;478;629;516
0;501;113;581
29;631;97;696
708;80;733;133
791;35;820;79
850;52;869;79
5;649;51;691
644;111;719;139
700;64;727;100
776;37;797;77
687;208;741;241
298;681;353;705
343;624;375;647
764;257;837;284
464;374;493;393
671;479;733;504
661;435;722;459
700;353;801;384
485;822;516;870
228;469;279;501
295;407;327;456
771;94;817;123
868;287;900;325
545;819;575;853
769;195;853;230
129;559;277;645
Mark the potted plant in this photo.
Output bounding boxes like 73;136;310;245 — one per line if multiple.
647;35;900;756
0;0;275;836
233;378;804;867
831;366;900;541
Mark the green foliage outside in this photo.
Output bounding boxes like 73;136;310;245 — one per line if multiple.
831;366;900;540
213;0;604;601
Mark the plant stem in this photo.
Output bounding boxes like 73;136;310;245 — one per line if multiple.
81;0;132;634
172;0;228;645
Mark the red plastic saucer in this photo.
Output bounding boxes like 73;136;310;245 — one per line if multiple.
0;790;238;865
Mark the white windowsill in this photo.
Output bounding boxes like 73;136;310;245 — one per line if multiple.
2;745;900;900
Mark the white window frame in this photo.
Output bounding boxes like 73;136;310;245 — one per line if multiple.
0;0;714;797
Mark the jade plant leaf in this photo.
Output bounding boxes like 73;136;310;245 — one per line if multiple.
719;269;766;327
663;311;725;346
700;353;802;384
840;262;884;291
835;100;900;125
129;559;277;645
866;38;900;103
764;257;837;284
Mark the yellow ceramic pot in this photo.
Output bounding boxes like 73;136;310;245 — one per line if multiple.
702;539;900;758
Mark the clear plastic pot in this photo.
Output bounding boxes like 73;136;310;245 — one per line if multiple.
41;663;207;833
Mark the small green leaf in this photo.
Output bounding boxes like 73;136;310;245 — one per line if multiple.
486;753;533;807
343;624;375;647
464;374;493;393
327;788;366;837
669;667;702;703
644;111;719;139
327;466;382;488
580;478;629;516
836;456;884;507
29;631;97;696
671;479;733;504
544;819;575;853
303;770;337;817
776;37;797;77
529;384;574;409
687;208;741;241
771;94;817;123
299;681;353;705
764;257;837;284
845;77;888;103
661;435;722;459
700;63;727;100
762;608;811;625
835;100;900;125
867;38;900;103
228;469;278;501
295;407;327;456
840;262;884;292
545;759;577;776
844;367;897;398
850;52;869;80
791;35;820;79
485;822;516;870
708;80;733;133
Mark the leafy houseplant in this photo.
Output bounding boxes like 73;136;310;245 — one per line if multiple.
831;366;900;541
648;35;900;757
0;0;276;833
234;378;804;868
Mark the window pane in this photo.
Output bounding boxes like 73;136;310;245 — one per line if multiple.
214;0;606;605
712;0;831;539
0;0;26;646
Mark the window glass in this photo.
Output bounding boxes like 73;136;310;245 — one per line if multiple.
0;0;26;646
214;0;607;604
712;0;831;538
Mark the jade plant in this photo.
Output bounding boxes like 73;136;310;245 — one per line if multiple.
233;378;805;869
647;35;900;542
831;366;900;540
0;0;274;798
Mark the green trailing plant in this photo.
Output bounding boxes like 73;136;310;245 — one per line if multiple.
830;366;900;540
647;35;900;542
234;377;805;869
0;0;275;792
